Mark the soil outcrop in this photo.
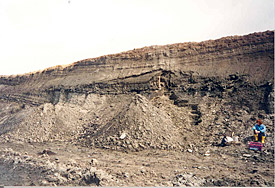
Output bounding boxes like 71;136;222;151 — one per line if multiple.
0;31;274;186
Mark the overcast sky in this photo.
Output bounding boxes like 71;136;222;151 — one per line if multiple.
0;0;274;75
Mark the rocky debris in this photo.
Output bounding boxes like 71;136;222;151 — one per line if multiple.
204;176;271;187
77;94;186;151
172;173;205;187
0;147;117;186
90;158;98;166
0;140;274;187
82;167;116;186
37;149;57;156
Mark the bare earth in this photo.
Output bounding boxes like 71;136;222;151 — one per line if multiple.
0;138;274;186
0;31;274;186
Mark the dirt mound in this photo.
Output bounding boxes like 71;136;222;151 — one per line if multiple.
1;89;274;155
79;94;185;151
0;94;187;151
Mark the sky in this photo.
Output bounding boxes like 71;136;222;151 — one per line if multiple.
0;0;274;75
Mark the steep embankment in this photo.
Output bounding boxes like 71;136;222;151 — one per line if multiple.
0;30;273;88
0;31;274;151
0;31;274;187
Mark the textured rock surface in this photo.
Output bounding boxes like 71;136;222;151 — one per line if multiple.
0;31;274;186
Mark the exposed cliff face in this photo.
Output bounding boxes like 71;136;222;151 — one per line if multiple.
0;30;273;136
0;31;274;186
0;31;273;106
0;31;274;144
1;30;273;85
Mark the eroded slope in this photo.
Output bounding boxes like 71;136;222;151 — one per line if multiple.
0;31;274;186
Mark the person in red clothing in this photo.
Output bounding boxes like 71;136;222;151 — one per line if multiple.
253;119;266;143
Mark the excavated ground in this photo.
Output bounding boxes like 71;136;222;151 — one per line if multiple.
0;31;274;186
0;78;274;186
0;139;273;187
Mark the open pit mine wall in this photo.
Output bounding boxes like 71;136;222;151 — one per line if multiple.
0;31;274;111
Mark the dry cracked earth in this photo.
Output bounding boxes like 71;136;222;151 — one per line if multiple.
0;31;274;187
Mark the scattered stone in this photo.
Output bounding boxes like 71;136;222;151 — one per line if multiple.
46;176;58;183
140;169;146;174
38;149;57;156
120;133;127;140
41;180;49;186
90;158;98;166
172;173;205;187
